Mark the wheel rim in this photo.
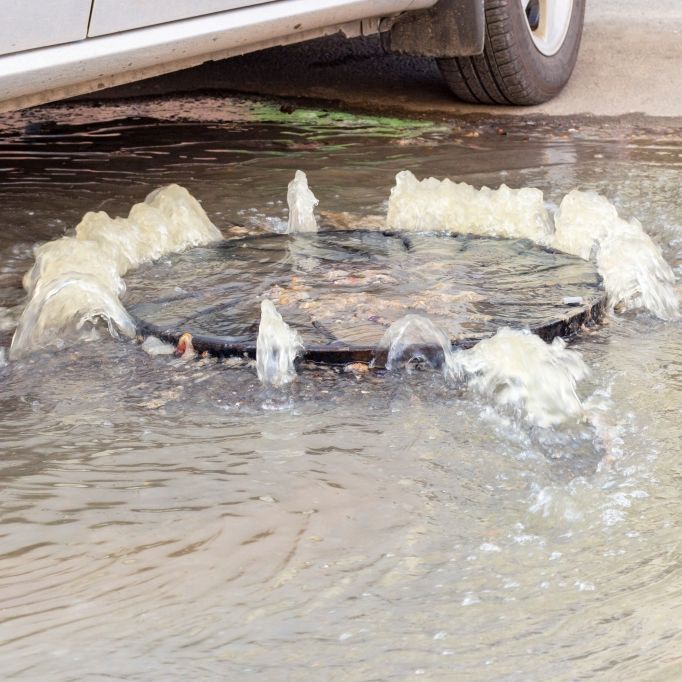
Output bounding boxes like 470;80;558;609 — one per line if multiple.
520;0;574;56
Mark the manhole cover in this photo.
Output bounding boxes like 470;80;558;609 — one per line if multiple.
125;230;605;365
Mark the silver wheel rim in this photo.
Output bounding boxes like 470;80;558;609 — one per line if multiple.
520;0;574;57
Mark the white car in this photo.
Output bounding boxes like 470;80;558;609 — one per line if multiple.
0;0;585;113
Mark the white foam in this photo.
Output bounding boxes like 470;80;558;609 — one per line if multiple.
10;184;222;359
454;328;590;428
386;170;553;242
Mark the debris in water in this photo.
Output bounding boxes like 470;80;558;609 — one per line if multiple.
318;210;385;230
286;170;318;234
256;300;303;386
174;332;196;359
344;362;370;375
141;335;176;356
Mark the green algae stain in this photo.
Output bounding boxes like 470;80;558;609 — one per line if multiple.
250;102;446;137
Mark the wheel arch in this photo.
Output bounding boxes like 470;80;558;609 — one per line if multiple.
382;0;486;58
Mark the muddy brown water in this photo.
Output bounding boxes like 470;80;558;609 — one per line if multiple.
0;99;681;681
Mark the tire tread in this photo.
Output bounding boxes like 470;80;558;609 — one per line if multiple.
438;0;585;106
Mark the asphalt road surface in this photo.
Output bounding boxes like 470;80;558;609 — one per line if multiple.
91;1;682;121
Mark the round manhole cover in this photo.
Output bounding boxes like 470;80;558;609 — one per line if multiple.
125;230;605;364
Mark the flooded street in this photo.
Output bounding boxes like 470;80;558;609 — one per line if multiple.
1;98;681;680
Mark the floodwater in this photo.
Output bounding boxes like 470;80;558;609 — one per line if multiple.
1;98;681;681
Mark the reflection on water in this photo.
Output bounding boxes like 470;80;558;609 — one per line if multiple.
0;99;681;680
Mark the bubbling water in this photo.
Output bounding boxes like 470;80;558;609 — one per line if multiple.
8;165;677;436
374;314;462;378
379;315;590;428
386;170;553;242
455;328;590;429
10;185;222;359
286;170;318;234
256;299;304;386
386;171;679;321
10;275;135;357
553;190;679;320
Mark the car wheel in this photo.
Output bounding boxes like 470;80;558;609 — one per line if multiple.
438;0;585;105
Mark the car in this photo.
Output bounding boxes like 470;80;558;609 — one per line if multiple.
0;0;585;113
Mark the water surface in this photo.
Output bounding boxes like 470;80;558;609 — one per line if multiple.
1;99;681;680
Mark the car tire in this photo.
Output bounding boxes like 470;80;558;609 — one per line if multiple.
438;0;585;106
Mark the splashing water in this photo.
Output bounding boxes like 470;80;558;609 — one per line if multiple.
386;171;679;320
455;328;590;428
374;314;461;378
10;185;222;359
553;190;679;320
386;170;553;242
9;169;677;372
286;170;319;234
378;315;590;428
76;184;222;270
256;299;304;386
10;276;135;357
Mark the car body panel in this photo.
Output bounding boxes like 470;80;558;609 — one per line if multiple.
0;0;92;56
0;0;437;113
88;0;273;37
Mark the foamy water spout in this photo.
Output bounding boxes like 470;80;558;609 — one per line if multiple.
552;191;679;320
386;170;553;241
256;300;304;386
10;184;222;359
456;328;590;428
386;171;679;320
377;314;589;427
286;170;318;234
374;314;461;378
